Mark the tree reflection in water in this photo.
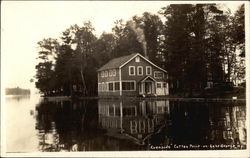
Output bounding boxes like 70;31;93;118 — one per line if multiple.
35;99;246;151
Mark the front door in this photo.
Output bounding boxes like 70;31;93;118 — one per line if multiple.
145;82;152;94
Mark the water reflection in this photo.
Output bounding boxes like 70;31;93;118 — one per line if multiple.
34;99;246;151
98;100;170;145
35;100;143;151
208;104;246;147
6;95;40;152
5;95;30;102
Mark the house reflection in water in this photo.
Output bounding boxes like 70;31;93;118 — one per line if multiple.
98;99;170;145
208;104;246;147
34;99;246;151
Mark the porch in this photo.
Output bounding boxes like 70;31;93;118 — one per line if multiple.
138;76;168;97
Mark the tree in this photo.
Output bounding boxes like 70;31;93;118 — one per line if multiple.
208;4;245;85
160;4;227;95
132;12;164;64
230;4;245;85
54;44;74;96
111;19;143;57
35;38;59;96
71;21;98;96
93;32;116;67
193;4;226;87
35;4;245;97
232;4;245;58
160;4;194;93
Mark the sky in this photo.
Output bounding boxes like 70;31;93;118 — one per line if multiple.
1;1;244;94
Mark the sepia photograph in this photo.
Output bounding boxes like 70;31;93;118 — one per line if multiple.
1;1;249;157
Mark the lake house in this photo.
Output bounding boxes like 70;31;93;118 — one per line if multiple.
97;53;169;97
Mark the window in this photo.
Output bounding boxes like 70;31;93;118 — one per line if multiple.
115;107;121;116
101;71;104;77
135;56;140;62
104;83;108;91
129;66;135;76
101;82;105;91
146;66;152;75
108;82;114;91
112;69;116;76
109;106;114;116
122;81;135;91
123;107;136;116
109;70;112;76
130;120;138;134
115;82;120;91
154;71;164;78
157;83;162;88
105;71;108;77
98;83;101;91
163;83;167;88
137;66;143;76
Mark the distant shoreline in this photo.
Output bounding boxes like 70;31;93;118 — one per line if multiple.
5;87;30;96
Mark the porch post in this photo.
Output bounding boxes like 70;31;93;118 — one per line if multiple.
142;82;145;95
120;101;123;133
119;68;122;96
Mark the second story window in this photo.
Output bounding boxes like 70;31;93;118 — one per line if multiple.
154;71;164;79
101;71;104;77
146;66;152;75
112;69;116;76
129;66;135;76
105;71;108;77
109;70;112;76
137;66;143;76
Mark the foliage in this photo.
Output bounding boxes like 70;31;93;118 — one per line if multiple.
159;4;245;95
35;3;245;97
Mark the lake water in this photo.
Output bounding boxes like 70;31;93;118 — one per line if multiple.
5;95;246;152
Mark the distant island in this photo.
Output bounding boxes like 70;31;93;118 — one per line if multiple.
5;87;30;95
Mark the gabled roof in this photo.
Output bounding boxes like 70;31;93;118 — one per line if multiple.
97;53;137;71
97;53;167;73
139;76;157;83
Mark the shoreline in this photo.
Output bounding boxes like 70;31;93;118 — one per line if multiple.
42;95;246;102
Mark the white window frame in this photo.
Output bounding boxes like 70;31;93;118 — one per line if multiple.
109;70;112;76
105;71;108;77
135;56;140;62
114;81;120;91
121;80;136;91
98;83;101;91
163;82;167;88
102;82;105;91
146;66;152;75
156;82;162;88
130;120;138;134
129;66;136;76
113;69;116;76
101;71;104;77
154;71;164;79
137;66;143;76
103;82;108;91
108;82;114;92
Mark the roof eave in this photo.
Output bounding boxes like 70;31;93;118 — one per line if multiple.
119;53;167;73
119;53;140;69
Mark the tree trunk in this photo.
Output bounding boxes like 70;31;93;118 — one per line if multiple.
80;69;88;96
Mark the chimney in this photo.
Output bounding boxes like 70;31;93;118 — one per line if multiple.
143;42;148;59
